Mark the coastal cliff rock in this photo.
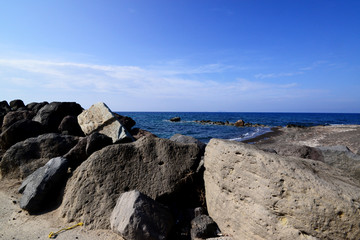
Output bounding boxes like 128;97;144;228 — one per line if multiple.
204;139;360;240
0;133;78;179
110;190;174;240
60;135;201;229
77;102;133;143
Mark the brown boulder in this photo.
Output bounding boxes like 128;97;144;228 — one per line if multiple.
60;136;201;229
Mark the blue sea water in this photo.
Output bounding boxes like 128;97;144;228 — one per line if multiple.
117;112;360;143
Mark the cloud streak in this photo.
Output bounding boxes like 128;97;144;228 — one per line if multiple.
0;58;318;111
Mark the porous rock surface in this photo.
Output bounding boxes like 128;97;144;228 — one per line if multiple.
110;190;174;240
19;157;68;213
77;102;133;143
0;133;78;179
60;135;201;229
204;138;360;240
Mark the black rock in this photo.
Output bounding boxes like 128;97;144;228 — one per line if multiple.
0;133;78;179
9;99;25;111
58;115;84;136
26;102;48;114
190;214;219;239
0;119;44;150
2;110;35;132
113;113;136;131
170;117;181;122
33;102;83;132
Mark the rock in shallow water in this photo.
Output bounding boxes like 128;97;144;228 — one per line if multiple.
204;138;360;240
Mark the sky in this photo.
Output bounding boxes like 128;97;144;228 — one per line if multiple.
0;0;359;112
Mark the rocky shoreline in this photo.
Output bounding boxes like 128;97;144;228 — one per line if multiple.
1;99;360;240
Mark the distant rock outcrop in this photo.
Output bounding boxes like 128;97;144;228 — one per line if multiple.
204;139;360;240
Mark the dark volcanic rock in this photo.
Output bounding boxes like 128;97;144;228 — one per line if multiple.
60;135;201;229
113;113;136;131
85;132;113;156
0;133;78;179
130;128;157;140
0;100;11;113
19;157;69;213
9;99;25;111
63;137;88;170
2;110;35;132
58;115;84;136
110;190;174;240
33;102;83;132
170;117;181;122
0;119;44;149
26;102;48;114
234;119;245;127
190;215;219;240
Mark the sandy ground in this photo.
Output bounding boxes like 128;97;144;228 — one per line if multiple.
0;179;123;240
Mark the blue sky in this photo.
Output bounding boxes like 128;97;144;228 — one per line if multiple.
0;0;359;112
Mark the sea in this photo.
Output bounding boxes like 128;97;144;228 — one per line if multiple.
117;112;360;143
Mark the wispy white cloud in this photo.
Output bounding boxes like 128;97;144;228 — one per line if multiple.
254;71;303;79
0;58;319;111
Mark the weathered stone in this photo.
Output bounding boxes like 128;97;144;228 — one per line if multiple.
259;144;323;161
130;128;157;140
9;99;25;111
60;136;201;229
0;133;78;179
234;119;244;127
316;145;360;181
19;157;68;213
170;117;181;122
77;102;133;143
85;132;113;156
58;115;84;136
170;134;206;155
2;110;35;132
190;215;219;240
110;190;174;240
204;139;360;240
0;100;10;113
63;137;88;170
33;102;83;132
0;119;44;149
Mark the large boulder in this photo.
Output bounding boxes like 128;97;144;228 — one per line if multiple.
77;102;133;143
0;119;44;149
33;102;83;132
110;190;174;240
9;99;25;111
204;139;360;240
0;101;11;129
60;136;201;229
170;134;206;155
0;133;78;179
130;128;157;140
2;110;35;131
26;101;48;114
64;132;113;169
58;115;84;136
18;157;68;213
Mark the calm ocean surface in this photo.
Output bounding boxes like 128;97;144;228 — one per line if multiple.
117;112;360;143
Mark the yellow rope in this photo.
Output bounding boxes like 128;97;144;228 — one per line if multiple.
48;222;84;238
